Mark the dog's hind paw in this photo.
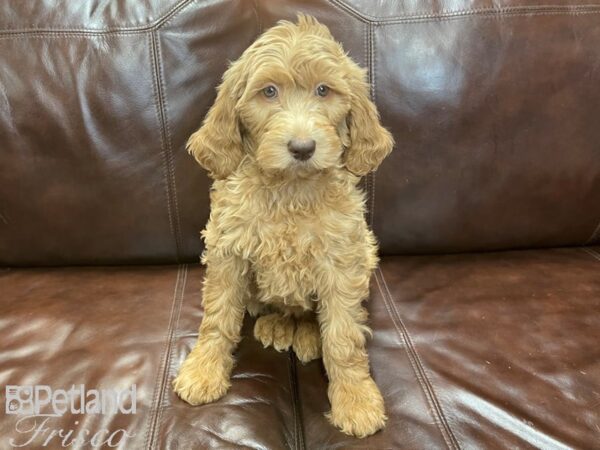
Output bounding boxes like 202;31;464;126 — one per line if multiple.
293;318;321;363
254;313;295;351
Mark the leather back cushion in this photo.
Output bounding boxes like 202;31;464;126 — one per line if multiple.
0;0;256;265
1;0;599;265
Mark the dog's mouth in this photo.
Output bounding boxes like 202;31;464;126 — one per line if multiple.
257;156;329;180
288;160;322;178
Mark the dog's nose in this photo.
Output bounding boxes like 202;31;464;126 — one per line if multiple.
288;139;316;161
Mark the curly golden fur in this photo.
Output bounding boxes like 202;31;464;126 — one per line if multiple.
173;15;394;438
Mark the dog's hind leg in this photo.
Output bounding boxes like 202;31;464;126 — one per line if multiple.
293;312;321;363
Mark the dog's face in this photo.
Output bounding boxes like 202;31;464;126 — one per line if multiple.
236;39;351;175
188;15;393;180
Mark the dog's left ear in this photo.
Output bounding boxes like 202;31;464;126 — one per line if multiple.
343;64;394;176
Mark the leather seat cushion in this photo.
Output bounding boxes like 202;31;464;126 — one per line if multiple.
0;265;299;449
1;246;599;448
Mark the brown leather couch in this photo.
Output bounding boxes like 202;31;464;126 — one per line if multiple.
1;1;599;449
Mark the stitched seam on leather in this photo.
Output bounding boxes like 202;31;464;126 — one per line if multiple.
369;23;377;228
144;264;187;450
327;0;372;23
287;350;306;450
252;0;263;35
327;1;600;23
155;0;198;30
585;221;600;244
0;0;195;36
362;21;368;85
3;8;599;41
149;265;188;449
358;22;369;223
287;351;298;450
364;22;374;227
375;268;460;450
150;31;183;262
379;9;600;25
581;247;600;261
374;272;453;450
1;4;599;39
155;30;183;261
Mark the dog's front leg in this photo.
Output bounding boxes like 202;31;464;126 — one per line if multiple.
173;254;249;405
318;271;386;438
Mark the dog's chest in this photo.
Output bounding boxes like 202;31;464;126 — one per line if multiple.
248;214;327;308
207;174;365;310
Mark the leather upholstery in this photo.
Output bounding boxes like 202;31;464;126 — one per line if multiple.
1;1;599;448
2;0;599;265
0;0;257;266
296;247;600;449
257;0;600;255
2;248;599;448
0;265;301;449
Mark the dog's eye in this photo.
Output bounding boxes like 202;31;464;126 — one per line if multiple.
316;84;329;97
262;85;278;99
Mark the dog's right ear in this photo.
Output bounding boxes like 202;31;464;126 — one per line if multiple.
187;59;246;180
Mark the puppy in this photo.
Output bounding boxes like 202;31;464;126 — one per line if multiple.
173;15;393;438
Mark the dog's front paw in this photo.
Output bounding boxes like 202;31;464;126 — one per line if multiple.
293;319;321;363
327;377;386;438
173;354;230;406
254;313;295;351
